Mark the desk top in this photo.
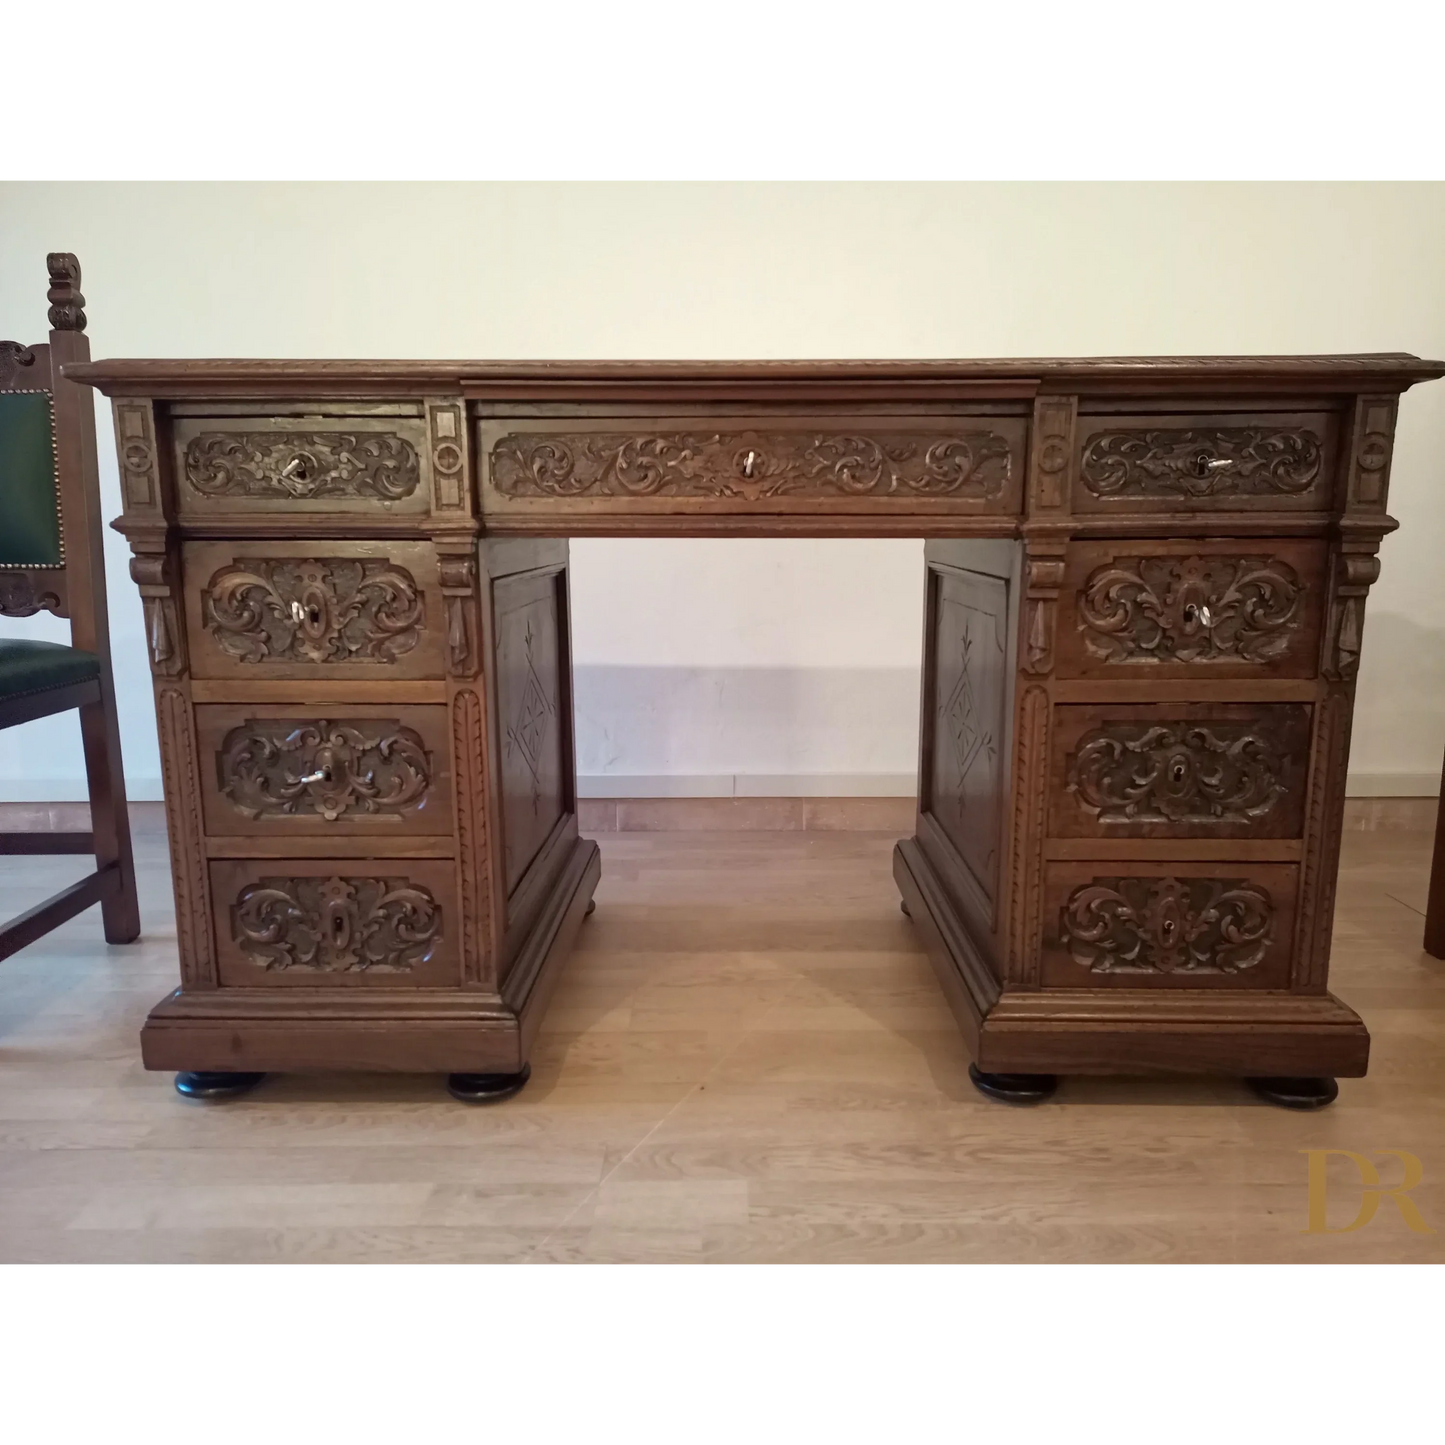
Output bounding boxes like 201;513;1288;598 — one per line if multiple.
66;354;1445;400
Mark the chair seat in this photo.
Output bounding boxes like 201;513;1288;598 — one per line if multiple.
0;638;101;701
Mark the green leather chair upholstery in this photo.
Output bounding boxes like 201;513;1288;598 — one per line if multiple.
1;253;140;962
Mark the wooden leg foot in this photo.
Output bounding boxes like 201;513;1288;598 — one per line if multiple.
447;1062;532;1104
585;899;596;916
899;899;911;917
1247;1076;1339;1110
174;1070;266;1101
968;1063;1057;1104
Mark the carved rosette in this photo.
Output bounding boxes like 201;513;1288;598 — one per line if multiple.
1079;554;1302;665
1060;876;1274;975
232;875;441;973
218;720;432;822
204;558;423;665
0;572;62;618
184;432;420;500
1068;721;1289;826
1080;427;1322;499
427;402;468;511
1344;396;1398;513
492;429;1015;500
1029;397;1077;512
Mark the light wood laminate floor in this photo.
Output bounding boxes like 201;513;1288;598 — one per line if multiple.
2;817;1442;1263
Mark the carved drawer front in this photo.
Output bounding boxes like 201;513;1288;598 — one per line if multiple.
195;704;454;837
1055;539;1326;680
211;858;460;988
1050;703;1312;840
477;414;1028;517
1040;861;1299;990
172;412;433;517
182;540;447;680
1074;412;1339;513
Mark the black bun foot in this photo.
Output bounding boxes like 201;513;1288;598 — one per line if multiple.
447;1063;532;1104
899;899;911;917
585;899;596;916
1247;1075;1339;1110
174;1070;266;1101
968;1063;1058;1104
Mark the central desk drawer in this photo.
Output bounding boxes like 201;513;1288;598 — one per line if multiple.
478;414;1028;516
211;858;460;988
1054;539;1326;680
196;704;454;837
182;540;447;680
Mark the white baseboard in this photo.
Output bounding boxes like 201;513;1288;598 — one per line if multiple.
577;773;917;798
1345;772;1441;798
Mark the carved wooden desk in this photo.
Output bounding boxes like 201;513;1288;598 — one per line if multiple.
68;356;1445;1107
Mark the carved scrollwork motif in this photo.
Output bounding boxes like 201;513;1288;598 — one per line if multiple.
204;558;423;665
1068;721;1288;826
1061;876;1273;974
492;429;1014;500
0;340;37;388
185;432;420;500
1080;427;1322;498
232;875;441;973
0;572;62;617
219;720;432;822
1079;555;1301;665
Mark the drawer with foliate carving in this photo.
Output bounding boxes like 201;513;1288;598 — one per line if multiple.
182;540;448;680
1073;411;1339;513
477;414;1028;517
1054;539;1327;680
1049;702;1312;840
1040;860;1299;990
171;411;435;518
195;704;454;838
210;857;460;988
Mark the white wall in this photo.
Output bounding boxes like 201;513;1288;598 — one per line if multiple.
2;183;1443;800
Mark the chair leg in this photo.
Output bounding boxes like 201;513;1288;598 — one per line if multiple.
78;696;141;943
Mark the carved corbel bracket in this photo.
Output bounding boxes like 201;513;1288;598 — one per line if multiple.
437;551;481;677
0;571;64;618
1322;543;1382;682
1021;543;1068;676
128;540;186;678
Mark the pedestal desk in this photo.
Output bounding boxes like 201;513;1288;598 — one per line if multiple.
68;355;1445;1106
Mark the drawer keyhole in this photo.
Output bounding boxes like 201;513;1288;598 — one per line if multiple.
1182;602;1214;628
1170;761;1187;784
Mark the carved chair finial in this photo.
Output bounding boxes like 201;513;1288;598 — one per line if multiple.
46;252;86;332
0;339;37;389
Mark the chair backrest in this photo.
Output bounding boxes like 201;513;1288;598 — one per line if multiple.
0;254;112;656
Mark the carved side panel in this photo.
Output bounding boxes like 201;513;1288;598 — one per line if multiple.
211;859;460;988
926;568;1009;919
1041;862;1298;989
494;571;566;896
157;687;216;987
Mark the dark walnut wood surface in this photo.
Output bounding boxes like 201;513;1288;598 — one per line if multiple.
72;353;1444;1091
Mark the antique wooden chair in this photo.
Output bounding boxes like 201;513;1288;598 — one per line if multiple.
0;253;140;960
